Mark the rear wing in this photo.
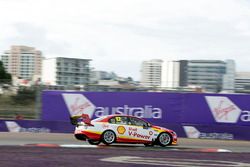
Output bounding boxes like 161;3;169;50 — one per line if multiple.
70;114;92;126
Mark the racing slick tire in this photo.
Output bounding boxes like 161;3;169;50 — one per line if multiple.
88;140;101;145
157;132;172;147
102;130;116;145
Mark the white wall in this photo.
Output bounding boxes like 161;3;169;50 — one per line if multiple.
161;60;180;88
41;58;56;85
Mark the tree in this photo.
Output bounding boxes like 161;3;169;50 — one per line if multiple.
11;88;36;105
0;61;12;83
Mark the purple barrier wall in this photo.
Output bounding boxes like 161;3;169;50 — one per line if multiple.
42;91;250;125
0;120;74;133
183;93;250;125
41;91;184;124
40;91;250;140
181;124;250;140
1;119;250;141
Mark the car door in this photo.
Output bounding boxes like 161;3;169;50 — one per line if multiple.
108;116;129;140
126;117;155;142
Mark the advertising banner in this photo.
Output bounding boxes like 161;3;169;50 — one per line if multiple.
41;91;250;140
182;124;250;140
183;93;250;125
0;120;74;133
42;91;184;125
42;91;250;126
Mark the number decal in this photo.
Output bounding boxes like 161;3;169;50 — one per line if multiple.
115;117;121;122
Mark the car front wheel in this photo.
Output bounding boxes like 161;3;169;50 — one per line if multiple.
157;132;172;147
102;130;116;145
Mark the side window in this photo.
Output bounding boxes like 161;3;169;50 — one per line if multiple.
109;116;128;125
109;117;116;124
116;116;127;125
129;117;147;127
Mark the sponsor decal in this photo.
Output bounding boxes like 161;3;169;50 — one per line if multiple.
128;127;137;132
240;110;250;122
205;96;242;123
128;127;150;139
128;131;150;139
183;126;233;140
62;94;162;119
149;131;153;135
115;117;122;122
183;126;200;138
95;105;162;119
102;124;109;129
62;94;96;117
117;126;126;134
5;121;51;133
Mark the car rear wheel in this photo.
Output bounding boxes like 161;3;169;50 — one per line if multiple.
102;130;116;145
157;132;172;147
88;140;101;145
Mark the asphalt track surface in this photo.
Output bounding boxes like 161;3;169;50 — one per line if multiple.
0;132;250;167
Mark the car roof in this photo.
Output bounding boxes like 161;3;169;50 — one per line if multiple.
106;114;145;119
95;114;149;123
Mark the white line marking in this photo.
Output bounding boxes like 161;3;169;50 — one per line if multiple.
100;156;250;167
60;144;98;148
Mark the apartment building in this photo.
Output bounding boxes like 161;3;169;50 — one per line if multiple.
235;72;250;93
141;59;235;92
42;57;91;86
140;59;163;87
1;45;43;80
185;60;235;92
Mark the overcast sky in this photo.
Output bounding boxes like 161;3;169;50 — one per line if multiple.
1;0;250;80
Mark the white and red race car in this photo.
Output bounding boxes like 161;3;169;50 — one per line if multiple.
71;114;177;147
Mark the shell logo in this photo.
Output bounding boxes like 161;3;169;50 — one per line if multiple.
117;126;126;134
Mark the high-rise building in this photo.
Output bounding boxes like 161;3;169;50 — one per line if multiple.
222;60;235;92
185;60;233;92
42;57;91;86
1;45;43;80
141;59;236;92
140;59;163;87
235;72;250;93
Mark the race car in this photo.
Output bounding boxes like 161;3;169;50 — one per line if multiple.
70;114;177;147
